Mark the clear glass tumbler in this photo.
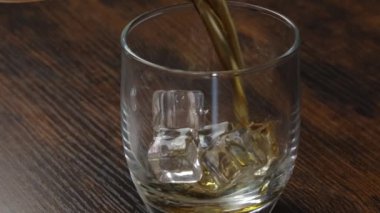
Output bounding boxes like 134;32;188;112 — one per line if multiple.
121;2;300;212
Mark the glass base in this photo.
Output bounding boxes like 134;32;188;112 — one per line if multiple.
145;199;278;213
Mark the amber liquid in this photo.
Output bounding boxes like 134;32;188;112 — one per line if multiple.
191;0;250;127
142;122;280;213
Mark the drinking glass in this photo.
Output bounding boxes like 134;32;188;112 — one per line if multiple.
121;2;300;212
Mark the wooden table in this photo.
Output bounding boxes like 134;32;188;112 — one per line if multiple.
0;0;378;212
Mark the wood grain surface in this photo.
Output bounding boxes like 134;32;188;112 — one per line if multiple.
0;0;379;212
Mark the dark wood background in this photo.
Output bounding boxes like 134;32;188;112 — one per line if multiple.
0;0;378;212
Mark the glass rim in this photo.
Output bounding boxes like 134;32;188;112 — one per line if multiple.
121;2;300;76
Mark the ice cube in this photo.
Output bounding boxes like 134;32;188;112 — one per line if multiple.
152;90;204;130
148;128;202;183
198;122;276;192
245;122;276;166
201;133;247;186
198;121;232;148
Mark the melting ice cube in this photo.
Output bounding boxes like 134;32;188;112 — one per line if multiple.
148;128;202;183
198;121;232;148
152;90;204;130
198;122;277;192
149;90;205;183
